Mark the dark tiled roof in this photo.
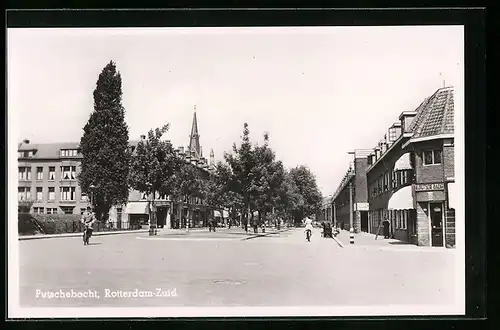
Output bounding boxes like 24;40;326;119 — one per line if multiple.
409;87;454;139
18;142;80;159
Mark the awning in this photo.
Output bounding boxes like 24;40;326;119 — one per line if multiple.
125;202;148;214
394;153;412;171
447;182;458;209
387;185;414;210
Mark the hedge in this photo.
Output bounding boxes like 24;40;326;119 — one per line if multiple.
18;213;133;235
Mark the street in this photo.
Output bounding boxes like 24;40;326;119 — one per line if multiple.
19;228;457;308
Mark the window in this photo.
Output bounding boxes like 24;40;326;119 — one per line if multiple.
403;211;408;229
18;151;23;158
18;187;31;201
401;171;408;185
423;150;442;165
60;206;74;214
117;208;122;222
61;149;78;157
18;167;31;180
60;166;76;180
37;167;43;180
46;208;58;215
49;167;55;180
80;208;86;215
60;187;76;201
48;187;55;201
36;187;43;201
33;207;44;214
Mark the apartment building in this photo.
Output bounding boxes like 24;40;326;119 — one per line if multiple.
366;86;456;247
17;112;217;230
331;149;371;233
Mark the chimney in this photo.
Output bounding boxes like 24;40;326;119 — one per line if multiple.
375;147;381;160
399;111;417;133
140;134;146;141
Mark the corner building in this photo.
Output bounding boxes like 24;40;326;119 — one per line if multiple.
366;87;457;247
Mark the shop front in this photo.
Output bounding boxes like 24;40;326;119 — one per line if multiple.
414;182;449;247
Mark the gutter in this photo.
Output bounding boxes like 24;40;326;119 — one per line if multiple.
401;133;454;149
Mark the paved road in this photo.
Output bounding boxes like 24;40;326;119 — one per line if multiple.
19;228;457;308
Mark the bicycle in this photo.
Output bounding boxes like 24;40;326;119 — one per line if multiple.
83;225;93;245
305;229;312;242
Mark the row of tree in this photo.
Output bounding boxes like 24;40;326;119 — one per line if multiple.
77;61;322;226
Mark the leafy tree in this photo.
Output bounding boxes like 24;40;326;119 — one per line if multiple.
78;61;131;221
224;123;255;227
275;170;304;225
129;124;182;229
250;133;285;225
289;165;323;225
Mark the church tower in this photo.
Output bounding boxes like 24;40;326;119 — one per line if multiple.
188;108;201;159
210;148;215;167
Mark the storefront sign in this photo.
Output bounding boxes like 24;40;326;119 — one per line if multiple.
414;183;444;192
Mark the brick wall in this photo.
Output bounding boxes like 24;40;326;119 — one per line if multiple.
445;208;456;247
416;202;430;246
413;140;445;184
443;139;455;180
354;158;368;203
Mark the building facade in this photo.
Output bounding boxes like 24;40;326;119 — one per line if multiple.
17;112;216;230
366;86;456;247
331;150;370;233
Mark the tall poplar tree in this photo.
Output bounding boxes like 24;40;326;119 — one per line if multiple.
78;61;131;221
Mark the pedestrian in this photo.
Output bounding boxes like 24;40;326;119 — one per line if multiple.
383;219;390;239
252;219;258;233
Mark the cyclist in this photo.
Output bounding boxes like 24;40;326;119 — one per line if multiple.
304;217;313;242
81;206;96;245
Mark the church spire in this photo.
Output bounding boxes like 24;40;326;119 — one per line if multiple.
189;106;201;158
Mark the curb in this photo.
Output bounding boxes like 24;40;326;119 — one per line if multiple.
332;236;344;248
242;228;291;240
18;230;148;241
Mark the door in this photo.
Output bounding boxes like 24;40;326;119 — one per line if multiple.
360;211;368;232
156;207;165;228
430;202;444;247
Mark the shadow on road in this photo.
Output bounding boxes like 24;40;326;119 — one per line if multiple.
388;241;411;245
87;242;102;246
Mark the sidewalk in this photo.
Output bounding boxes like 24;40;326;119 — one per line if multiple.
334;230;452;252
18;229;149;241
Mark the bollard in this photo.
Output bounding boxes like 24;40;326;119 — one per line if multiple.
349;227;354;244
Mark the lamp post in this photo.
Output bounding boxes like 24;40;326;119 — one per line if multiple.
146;181;156;236
89;184;96;210
347;151;355;243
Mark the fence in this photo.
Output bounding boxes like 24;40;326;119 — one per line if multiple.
18;213;138;236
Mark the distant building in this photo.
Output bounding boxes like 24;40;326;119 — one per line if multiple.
366;87;456;247
17;111;216;230
319;196;333;223
331;150;370;233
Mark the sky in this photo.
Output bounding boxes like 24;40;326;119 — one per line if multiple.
8;26;463;197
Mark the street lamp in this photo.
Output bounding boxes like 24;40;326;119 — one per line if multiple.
89;184;96;210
